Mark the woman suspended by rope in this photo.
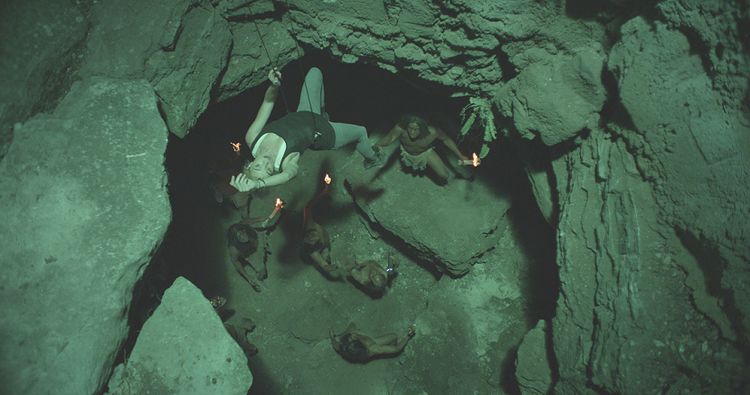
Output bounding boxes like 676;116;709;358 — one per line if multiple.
229;66;385;193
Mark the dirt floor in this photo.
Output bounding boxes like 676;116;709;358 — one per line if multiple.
195;147;541;395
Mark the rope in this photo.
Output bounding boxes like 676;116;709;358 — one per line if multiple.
253;2;321;138
252;19;290;114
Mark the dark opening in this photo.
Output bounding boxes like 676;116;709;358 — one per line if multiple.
122;52;559;394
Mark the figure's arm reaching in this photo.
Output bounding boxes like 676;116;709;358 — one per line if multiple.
230;154;299;192
435;127;469;161
259;154;299;188
310;250;342;279
245;68;282;147
374;125;405;148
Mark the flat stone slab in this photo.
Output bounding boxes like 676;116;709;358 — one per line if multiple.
344;145;511;276
106;277;253;395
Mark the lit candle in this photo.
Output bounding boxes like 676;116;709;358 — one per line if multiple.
267;198;284;221
230;142;241;155
459;153;480;167
324;173;331;185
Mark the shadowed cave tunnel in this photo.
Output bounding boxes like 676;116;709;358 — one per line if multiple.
124;53;558;394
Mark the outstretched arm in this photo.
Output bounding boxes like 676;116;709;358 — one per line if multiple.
245;68;282;147
230;154;300;192
310;250;342;279
374;125;405;148
435;127;468;161
260;154;299;188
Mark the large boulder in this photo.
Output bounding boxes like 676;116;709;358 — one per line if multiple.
0;77;170;394
106;277;253;395
496;45;607;146
218;19;299;102
145;6;232;136
515;320;552;395
550;129;746;394
608;17;750;340
81;0;233;136
344;145;511;277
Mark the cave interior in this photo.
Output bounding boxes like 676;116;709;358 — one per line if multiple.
132;52;559;394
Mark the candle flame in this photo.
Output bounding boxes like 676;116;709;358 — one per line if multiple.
472;152;480;167
230;142;241;153
324;173;331;185
275;198;284;208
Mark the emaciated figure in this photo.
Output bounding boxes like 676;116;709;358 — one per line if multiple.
347;257;398;297
302;220;343;280
329;323;415;363
374;114;469;185
227;222;263;291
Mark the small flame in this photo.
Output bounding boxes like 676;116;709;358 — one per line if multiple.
230;142;241;153
324;173;331;185
472;152;480;167
275;198;284;208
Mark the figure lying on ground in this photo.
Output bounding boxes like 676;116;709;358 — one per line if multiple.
227;221;264;291
330;322;415;363
229;66;385;194
347;255;398;297
374;114;472;185
302;219;344;280
301;185;344;280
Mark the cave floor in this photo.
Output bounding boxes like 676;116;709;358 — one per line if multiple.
202;147;534;394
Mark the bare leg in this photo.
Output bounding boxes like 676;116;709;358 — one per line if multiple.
230;257;261;292
296;67;324;114
425;150;451;184
373;333;399;346
330;122;376;160
370;335;409;355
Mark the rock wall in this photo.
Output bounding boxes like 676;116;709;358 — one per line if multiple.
0;0;88;161
0;0;275;391
0;77;171;394
550;129;745;393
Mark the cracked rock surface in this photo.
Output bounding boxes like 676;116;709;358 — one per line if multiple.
0;77;170;394
106;277;252;395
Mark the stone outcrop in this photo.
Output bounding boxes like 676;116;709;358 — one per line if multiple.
345;146;511;277
0;78;170;394
285;0;601;97
515;320;552;395
145;6;232;135
496;45;607;145
608;16;750;348
218;19;300;101
81;0;233;136
106;277;253;395
550;129;745;394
